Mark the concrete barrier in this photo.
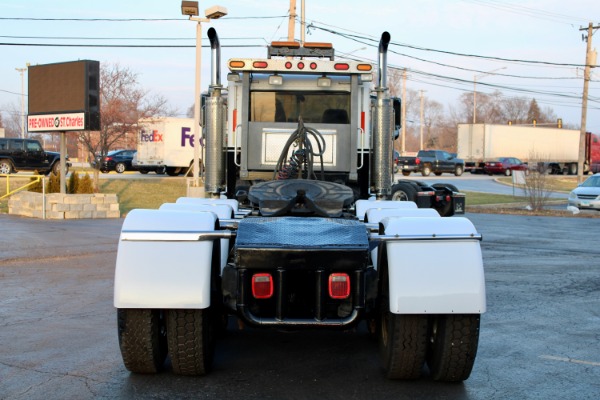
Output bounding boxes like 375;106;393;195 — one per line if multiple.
8;191;120;219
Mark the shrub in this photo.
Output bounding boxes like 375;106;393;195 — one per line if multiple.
28;171;43;193
46;172;60;193
68;171;80;194
78;173;95;194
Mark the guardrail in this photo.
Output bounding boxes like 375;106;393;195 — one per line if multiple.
1;174;47;219
1;174;46;201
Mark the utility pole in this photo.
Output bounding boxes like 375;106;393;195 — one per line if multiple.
401;69;407;155
15;67;27;139
577;22;599;183
419;90;425;150
288;0;297;41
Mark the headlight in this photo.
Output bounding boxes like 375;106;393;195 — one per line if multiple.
568;192;577;200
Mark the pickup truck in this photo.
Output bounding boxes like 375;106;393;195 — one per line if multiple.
0;138;70;175
398;150;464;177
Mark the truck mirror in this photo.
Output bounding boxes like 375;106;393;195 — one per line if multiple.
392;97;401;140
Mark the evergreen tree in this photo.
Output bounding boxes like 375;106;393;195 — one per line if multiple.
527;99;541;124
78;173;95;194
68;171;80;194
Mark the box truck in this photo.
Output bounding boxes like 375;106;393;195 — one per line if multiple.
134;117;198;176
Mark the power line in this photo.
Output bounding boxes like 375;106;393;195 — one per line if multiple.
0;42;264;48
0;15;287;22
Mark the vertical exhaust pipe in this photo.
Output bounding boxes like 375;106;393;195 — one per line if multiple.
371;31;393;199
207;27;221;90
204;28;225;197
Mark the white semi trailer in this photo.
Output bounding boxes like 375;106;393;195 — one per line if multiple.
457;123;592;174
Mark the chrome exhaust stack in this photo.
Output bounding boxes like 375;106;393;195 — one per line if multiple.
204;28;226;197
371;31;393;200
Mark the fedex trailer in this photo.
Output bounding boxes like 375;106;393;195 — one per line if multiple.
134;117;199;176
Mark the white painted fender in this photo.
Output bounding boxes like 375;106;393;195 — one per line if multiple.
114;209;217;309
355;199;417;221
382;216;486;314
366;207;440;270
176;197;239;213
159;203;233;271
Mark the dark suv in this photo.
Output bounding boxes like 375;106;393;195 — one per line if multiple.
0;138;70;175
93;149;137;173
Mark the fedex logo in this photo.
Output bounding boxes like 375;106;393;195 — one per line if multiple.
181;127;203;147
140;129;163;142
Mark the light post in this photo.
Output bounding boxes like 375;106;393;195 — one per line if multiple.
181;2;227;190
15;66;28;139
473;67;506;124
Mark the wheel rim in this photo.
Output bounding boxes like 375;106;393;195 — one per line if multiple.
116;164;125;173
392;190;408;201
0;163;10;174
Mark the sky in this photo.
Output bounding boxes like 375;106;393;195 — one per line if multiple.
1;0;599;133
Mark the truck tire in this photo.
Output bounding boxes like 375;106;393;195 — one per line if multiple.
0;159;13;174
568;163;577;175
139;170;149;175
401;171;411;176
167;309;214;376
454;165;464;176
115;162;126;174
378;261;427;379
427;314;480;382
421;165;432;176
391;182;417;202
166;167;181;176
156;166;166;175
117;309;167;374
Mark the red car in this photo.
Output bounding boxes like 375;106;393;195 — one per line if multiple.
484;157;528;176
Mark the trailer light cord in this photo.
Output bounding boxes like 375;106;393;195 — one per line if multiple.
274;117;326;181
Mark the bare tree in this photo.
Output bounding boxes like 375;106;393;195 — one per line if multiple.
78;64;175;162
1;103;22;138
502;96;530;124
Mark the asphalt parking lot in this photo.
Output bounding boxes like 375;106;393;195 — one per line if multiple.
1;212;599;399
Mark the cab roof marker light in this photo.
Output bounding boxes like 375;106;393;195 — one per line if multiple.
357;64;372;71
334;63;350;71
253;61;268;68
229;60;245;69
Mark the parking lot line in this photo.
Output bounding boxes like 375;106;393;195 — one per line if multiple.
539;355;600;367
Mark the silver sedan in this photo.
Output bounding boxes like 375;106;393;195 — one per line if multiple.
568;173;600;210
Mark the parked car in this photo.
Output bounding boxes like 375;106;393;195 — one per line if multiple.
483;157;528;176
0;137;70;175
93;149;137;173
568;173;600;211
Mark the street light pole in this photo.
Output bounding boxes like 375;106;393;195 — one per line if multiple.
15;67;27;139
181;2;227;192
473;67;506;124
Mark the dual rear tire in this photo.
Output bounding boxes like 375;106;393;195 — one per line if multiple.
117;308;215;376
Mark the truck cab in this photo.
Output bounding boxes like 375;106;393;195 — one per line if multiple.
225;42;375;198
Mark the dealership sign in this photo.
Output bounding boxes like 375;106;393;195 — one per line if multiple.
28;112;86;132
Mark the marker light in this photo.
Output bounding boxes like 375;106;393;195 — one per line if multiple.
229;60;245;69
329;273;350;299
334;63;350;71
253;61;268;69
252;273;273;299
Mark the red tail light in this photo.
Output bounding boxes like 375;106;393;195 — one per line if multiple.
252;273;273;299
329;273;350;299
105;156;113;161
415;158;421;165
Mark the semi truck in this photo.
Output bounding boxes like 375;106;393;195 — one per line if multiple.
457;123;600;174
133;117;197;176
114;30;485;381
